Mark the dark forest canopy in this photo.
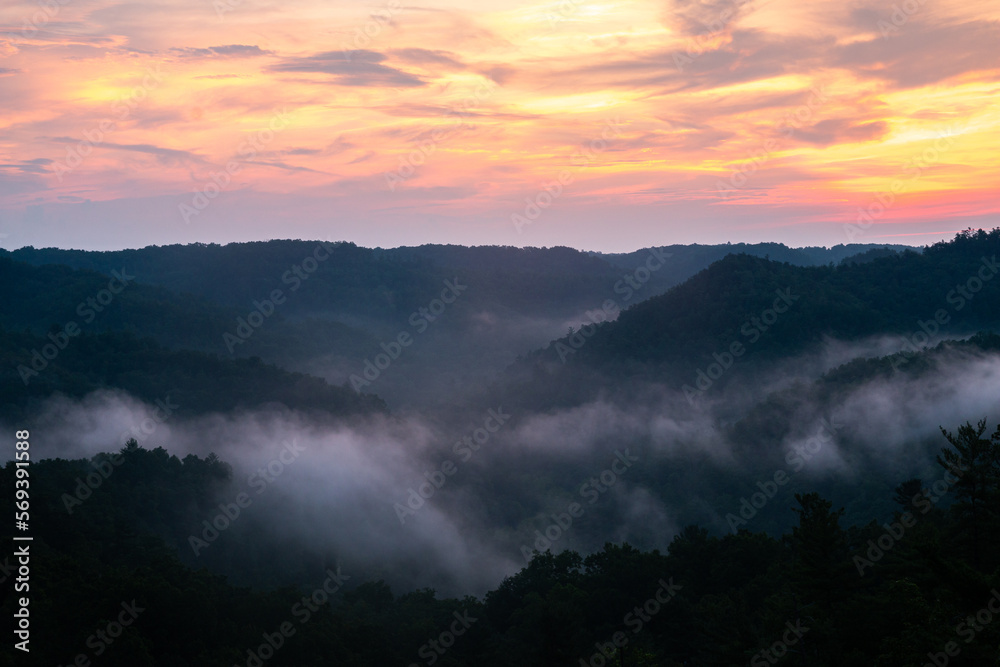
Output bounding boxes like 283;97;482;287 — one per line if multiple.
2;415;999;666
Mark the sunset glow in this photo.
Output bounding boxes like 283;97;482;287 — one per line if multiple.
1;0;997;250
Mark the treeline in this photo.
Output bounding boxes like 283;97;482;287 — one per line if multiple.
0;241;631;321
3;419;1000;666
0;327;385;423
1;240;911;330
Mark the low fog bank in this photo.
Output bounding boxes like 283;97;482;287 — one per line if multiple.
9;340;1000;596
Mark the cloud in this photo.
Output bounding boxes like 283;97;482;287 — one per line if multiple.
325;136;357;155
347;150;375;164
0;158;54;175
542;29;830;93
792;118;890;146
0;160;51;174
47;138;204;165
0;68;21;77
252;160;327;174
666;0;756;37
835;19;1000;89
268;50;426;87
479;65;515;84
389;48;465;69
172;45;274;59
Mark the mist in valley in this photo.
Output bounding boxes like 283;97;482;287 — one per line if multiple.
15;333;1000;597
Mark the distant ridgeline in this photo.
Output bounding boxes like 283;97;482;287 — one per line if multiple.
0;237;918;411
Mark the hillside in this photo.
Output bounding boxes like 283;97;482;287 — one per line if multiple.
497;229;998;410
0;327;385;423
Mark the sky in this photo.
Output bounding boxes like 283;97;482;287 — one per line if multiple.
0;0;997;252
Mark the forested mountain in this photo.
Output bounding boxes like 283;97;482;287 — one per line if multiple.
5;231;1000;666
2;240;905;319
0;240;907;408
0;253;381;374
497;229;999;411
0;327;385;423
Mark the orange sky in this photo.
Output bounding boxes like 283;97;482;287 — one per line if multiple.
0;0;997;250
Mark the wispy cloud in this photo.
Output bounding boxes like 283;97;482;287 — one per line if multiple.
48;138;204;165
268;50;426;87
172;45;274;59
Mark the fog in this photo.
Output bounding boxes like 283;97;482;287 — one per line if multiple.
11;339;1000;596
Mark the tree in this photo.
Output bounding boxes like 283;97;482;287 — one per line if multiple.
789;493;851;604
937;419;999;567
892;478;922;510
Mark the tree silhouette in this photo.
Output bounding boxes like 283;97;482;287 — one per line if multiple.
937;419;999;567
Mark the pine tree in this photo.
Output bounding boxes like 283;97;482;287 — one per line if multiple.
937;419;999;568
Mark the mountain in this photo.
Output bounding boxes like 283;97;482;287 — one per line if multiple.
495;229;998;411
5;232;1000;666
1;240;910;408
0;327;385;423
